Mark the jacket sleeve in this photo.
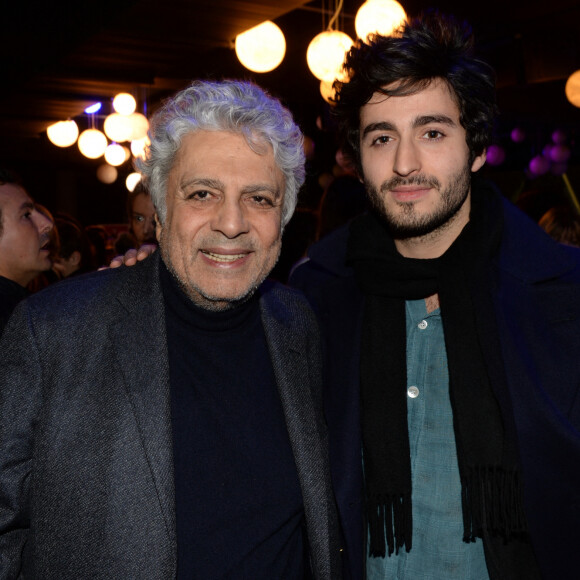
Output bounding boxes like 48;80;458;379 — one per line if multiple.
0;303;43;579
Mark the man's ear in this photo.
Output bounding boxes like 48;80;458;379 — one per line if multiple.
471;149;486;173
70;251;81;267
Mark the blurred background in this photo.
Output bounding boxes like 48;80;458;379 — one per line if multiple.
2;0;580;244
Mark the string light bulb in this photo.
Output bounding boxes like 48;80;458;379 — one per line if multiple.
235;21;286;73
46;120;79;147
355;0;407;40
78;129;108;159
307;30;353;82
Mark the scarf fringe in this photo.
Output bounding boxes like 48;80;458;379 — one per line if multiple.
461;466;527;543
367;494;412;558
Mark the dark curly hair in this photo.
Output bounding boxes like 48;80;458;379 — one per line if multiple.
333;11;497;175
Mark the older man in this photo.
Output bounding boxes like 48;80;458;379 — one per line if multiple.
0;170;53;331
0;81;341;579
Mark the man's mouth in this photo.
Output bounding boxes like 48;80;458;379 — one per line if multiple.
201;250;248;263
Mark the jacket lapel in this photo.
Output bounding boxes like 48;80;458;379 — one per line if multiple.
260;283;342;579
110;254;176;551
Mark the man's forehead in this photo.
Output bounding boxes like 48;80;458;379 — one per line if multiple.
0;182;31;209
362;78;460;122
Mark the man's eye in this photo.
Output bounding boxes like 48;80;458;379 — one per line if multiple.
424;130;443;139
188;190;211;200
371;135;391;146
251;195;274;206
134;215;144;222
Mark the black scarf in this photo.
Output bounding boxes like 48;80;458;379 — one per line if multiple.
346;180;529;559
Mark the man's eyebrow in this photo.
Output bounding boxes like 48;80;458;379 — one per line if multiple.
19;201;34;212
362;121;396;139
413;114;456;128
181;177;224;190
241;184;282;198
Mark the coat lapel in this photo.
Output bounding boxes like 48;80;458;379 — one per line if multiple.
110;254;176;552
260;283;342;579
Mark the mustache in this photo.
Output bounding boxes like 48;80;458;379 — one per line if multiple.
380;174;441;192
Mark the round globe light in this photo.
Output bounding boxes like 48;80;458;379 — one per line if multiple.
126;172;142;192
128;112;149;141
550;144;571;163
104;113;134;143
104;143;126;166
96;164;118;184
552;129;567;144
565;70;580;108
485;144;506;166
113;92;137;115
355;0;407;41
529;155;550;176
78;129;108;159
510;127;526;143
131;136;151;159
320;80;337;104
235;21;286;73
307;30;353;82
47;120;79;147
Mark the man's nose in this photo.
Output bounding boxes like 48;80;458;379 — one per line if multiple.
392;137;420;177
210;198;249;238
33;210;53;236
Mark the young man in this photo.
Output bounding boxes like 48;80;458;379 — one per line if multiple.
0;171;53;331
292;12;580;580
0;81;342;579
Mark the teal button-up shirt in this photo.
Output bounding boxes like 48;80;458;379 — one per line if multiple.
367;299;489;579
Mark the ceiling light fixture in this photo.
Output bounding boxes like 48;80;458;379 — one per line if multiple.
126;172;142;192
112;93;137;115
46;120;79;147
355;0;406;41
78;129;108;159
104;142;126;166
235;21;286;73
307;0;353;83
565;70;580;108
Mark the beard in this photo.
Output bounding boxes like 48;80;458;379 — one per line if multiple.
365;163;472;240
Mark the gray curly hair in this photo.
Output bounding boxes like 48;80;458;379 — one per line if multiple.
135;80;305;227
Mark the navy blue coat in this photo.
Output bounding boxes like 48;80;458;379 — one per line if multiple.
291;199;580;580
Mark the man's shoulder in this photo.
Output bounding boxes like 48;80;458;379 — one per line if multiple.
23;255;159;321
499;199;580;283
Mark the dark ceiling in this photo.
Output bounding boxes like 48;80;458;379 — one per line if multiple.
2;0;580;224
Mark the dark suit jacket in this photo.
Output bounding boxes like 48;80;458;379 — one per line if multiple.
291;199;580;580
0;253;342;579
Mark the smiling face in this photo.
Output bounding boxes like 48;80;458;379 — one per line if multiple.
0;183;53;286
359;79;486;258
157;130;285;311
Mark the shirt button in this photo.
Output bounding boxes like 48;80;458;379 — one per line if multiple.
418;320;428;329
407;386;420;398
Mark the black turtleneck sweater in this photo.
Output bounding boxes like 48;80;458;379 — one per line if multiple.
160;262;306;579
